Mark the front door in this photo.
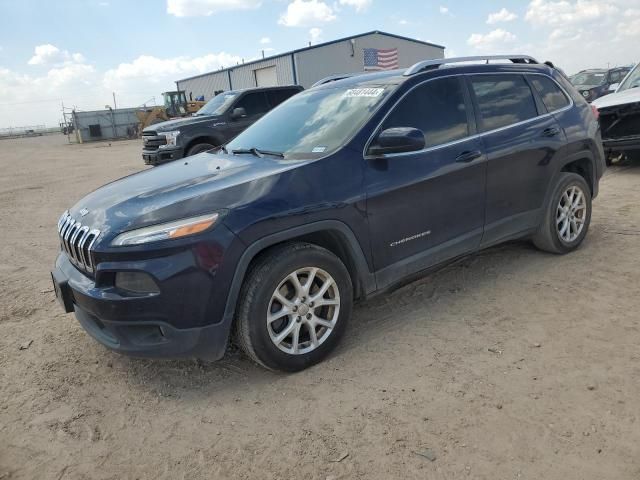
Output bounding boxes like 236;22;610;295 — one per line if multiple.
364;76;487;289
226;91;270;140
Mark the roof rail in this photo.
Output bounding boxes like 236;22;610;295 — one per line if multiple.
311;73;358;88
404;55;539;76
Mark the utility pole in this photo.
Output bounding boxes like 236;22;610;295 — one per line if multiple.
112;92;117;110
62;100;71;144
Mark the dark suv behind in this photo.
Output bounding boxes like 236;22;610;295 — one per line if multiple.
141;85;303;165
571;67;631;103
52;55;604;372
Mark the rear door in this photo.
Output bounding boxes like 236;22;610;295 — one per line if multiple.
467;73;567;246
364;76;487;288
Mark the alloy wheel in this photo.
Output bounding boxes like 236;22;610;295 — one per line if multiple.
556;185;587;243
266;267;340;355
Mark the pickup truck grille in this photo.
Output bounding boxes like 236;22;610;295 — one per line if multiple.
57;211;101;274
142;132;166;151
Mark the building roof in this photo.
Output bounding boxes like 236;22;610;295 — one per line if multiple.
176;30;446;83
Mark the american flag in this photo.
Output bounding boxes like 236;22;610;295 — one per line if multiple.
363;48;399;71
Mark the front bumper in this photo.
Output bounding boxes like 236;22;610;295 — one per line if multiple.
73;305;229;359
51;227;241;360
142;146;184;166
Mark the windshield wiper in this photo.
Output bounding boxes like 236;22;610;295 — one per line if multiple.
232;147;285;158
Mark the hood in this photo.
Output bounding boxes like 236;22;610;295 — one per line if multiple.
68;152;303;244
592;87;640;109
143;115;220;133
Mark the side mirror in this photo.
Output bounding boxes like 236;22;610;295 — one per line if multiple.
231;107;247;120
609;83;619;92
368;127;425;156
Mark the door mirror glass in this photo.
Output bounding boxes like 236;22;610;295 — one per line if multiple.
609;83;619;92
368;127;425;156
231;107;247;120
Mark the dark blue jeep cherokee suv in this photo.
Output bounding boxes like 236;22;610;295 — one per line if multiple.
51;55;605;371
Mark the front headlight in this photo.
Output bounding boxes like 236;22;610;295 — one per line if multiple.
159;130;180;149
111;213;219;246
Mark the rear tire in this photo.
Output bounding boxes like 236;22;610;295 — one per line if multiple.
533;172;592;254
186;143;215;156
235;243;353;372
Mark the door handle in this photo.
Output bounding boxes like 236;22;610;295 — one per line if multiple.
455;150;483;163
542;127;561;137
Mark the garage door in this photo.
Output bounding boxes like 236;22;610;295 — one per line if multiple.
255;66;278;87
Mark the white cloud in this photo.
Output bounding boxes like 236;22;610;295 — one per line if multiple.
28;44;60;65
99;1;109;6
27;44;87;66
309;27;323;44
0;61;98;127
439;6;449;14
487;8;517;24
0;49;246;128
167;0;261;17
467;28;517;50
523;0;640;73
278;0;336;27
103;52;241;90
260;37;271;44
27;44;86;66
338;0;371;12
398;19;409;25
525;0;617;27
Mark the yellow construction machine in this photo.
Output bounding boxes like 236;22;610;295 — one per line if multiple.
136;90;205;132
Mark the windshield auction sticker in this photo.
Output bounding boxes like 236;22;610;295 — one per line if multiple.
343;88;385;98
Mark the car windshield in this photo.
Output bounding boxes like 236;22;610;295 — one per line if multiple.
226;85;394;159
617;65;640;92
196;92;238;116
571;71;606;86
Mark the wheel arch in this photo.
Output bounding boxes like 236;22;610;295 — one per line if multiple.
221;221;376;327
536;151;596;229
559;154;595;196
184;135;222;155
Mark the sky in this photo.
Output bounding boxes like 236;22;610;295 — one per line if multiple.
1;0;639;128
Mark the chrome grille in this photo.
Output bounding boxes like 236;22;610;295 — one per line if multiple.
57;211;101;273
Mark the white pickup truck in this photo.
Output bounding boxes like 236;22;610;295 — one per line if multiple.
592;63;640;165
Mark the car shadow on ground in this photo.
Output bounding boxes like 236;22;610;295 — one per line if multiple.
109;238;556;399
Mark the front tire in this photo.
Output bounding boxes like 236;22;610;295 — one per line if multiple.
533;172;592;254
235;243;353;372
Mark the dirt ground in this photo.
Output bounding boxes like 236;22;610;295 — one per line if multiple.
0;134;639;480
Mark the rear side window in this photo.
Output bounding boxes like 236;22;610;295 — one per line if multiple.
235;92;269;116
470;75;538;132
267;89;299;108
529;76;570;112
382;76;469;148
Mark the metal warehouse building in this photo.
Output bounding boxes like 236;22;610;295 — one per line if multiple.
176;31;445;100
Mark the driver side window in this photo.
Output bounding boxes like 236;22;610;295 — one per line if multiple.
382;77;470;149
234;92;269;117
